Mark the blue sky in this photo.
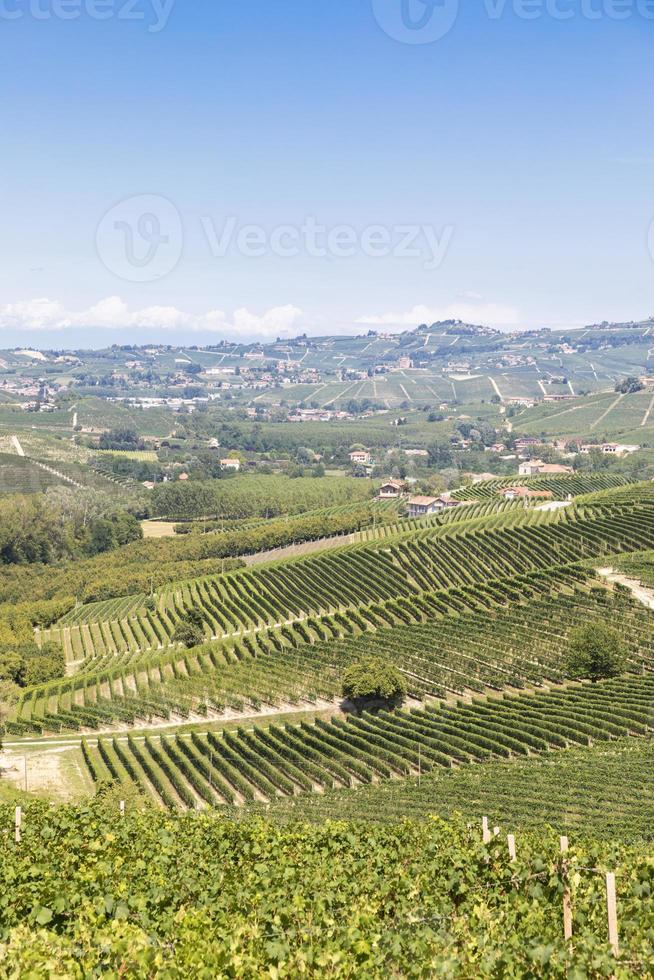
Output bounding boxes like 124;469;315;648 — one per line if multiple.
1;1;653;345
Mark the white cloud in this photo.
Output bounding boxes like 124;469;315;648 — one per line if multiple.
356;301;521;330
0;297;305;339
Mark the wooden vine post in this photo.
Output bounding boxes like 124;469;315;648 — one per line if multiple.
120;800;125;817
560;836;573;941
482;816;491;844
14;806;21;844
507;834;516;862
606;872;619;957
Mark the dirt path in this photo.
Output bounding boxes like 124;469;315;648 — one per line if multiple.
10;435;25;456
596;567;654;610
641;391;654;428
488;376;504;402
2;698;343;749
590;393;624;431
244;532;359;566
0;745;85;801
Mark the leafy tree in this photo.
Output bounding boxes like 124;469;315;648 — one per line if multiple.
342;656;406;706
23;655;64;686
98;427;145;451
0;679;19;737
566;623;626;683
0;653;25;685
173;619;204;648
184;607;205;630
615;376;644;394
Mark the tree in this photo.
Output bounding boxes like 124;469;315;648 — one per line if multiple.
566;623;626;683
615;377;644;394
184;607;205;630
173;621;204;648
0;679;20;740
342;657;406;706
0;653;26;685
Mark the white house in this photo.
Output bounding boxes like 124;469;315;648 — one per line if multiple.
220;458;241;471
580;443;639;456
407;495;444;517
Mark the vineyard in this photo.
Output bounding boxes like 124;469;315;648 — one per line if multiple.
263;737;654;841
0;803;651;976
0;452;70;495
74;675;654;809
34;499;654;671
2;478;653;976
20;563;653;736
451;473;629;500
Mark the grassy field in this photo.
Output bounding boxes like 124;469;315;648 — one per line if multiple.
514;388;654;443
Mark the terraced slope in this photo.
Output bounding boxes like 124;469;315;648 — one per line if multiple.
37;503;654;662
452;473;628;500
80;675;654;809
14;568;653;735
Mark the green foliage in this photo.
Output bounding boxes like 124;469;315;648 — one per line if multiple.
267;737;654;842
0;803;650;976
97;427;146;451
150;475;372;521
0;492;141;568
173;620;204;649
615;376;644;394
342;656;406;703
0;652;25;684
0;640;65;689
566;622;626;682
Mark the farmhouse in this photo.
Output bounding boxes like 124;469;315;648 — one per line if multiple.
349;450;372;465
580;443;639;456
378;480;406;499
220;458;241;471
407;495;443;517
518;460;573;476
514;437;544;452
